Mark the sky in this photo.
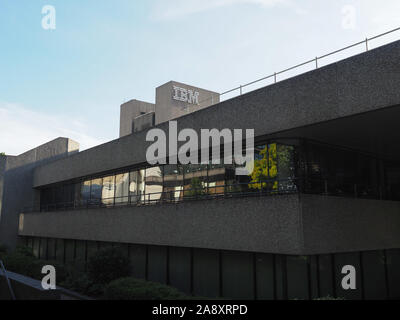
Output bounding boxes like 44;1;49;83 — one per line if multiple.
0;0;399;155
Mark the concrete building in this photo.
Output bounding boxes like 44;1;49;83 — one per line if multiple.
1;40;400;300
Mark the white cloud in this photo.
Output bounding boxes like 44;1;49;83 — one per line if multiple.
151;0;296;20
0;102;107;156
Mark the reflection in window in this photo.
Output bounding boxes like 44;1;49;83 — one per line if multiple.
183;164;208;197
81;180;91;205
145;167;163;203
129;170;145;204
102;175;115;205
64;184;75;208
249;143;296;193
163;165;183;202
90;178;102;205
247;144;277;191
115;173;129;204
208;163;232;195
129;171;138;204
277;144;297;192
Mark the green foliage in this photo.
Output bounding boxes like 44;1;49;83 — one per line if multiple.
87;247;130;285
59;269;105;296
0;152;5;157
1;251;40;278
1;245;69;282
105;278;188;300
15;245;35;257
249;144;278;190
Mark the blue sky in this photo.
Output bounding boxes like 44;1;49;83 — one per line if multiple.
1;0;399;155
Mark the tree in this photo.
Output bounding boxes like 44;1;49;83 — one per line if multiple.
249;144;278;191
249;143;295;191
0;152;5;156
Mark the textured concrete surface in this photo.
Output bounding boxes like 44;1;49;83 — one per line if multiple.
19;194;304;255
119;99;155;137
155;81;220;125
0;138;79;249
19;193;400;255
300;194;400;255
33;40;400;188
133;112;155;133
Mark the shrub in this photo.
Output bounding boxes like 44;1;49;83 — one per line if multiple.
87;247;130;285
15;245;35;258
0;243;8;258
105;278;188;300
1;252;39;278
1;245;69;283
60;269;93;293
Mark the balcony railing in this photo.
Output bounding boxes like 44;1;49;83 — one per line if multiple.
23;176;399;214
189;26;400;109
24;178;298;213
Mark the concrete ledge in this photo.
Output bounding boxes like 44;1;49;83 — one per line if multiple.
19;194;303;255
301;194;400;254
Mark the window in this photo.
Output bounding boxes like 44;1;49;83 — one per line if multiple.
90;178;102;205
163;165;183;202
102;175;115;206
145;167;163;203
115;173;129;204
81;180;91;206
183;164;208;198
129;170;145;204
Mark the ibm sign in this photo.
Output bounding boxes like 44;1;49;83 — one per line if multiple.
173;86;200;105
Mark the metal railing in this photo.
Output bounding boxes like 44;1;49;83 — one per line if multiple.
25;178;299;213
0;260;16;300
24;175;398;214
189;26;400;109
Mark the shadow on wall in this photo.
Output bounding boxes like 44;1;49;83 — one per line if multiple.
0;138;79;250
22;237;400;301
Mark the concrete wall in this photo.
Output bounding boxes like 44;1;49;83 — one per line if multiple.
120;100;155;138
0;138;79;249
33;40;400;188
20;237;400;300
300;194;400;255
155;81;220;125
19;193;400;256
133;112;155;133
19;194;304;255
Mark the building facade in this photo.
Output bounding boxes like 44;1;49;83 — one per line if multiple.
2;41;400;300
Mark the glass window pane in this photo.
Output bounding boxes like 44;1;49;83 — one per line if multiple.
90;178;102;205
145;166;163;204
163;165;183;202
129;171;138;203
138;169;145;203
102;175;115;205
55;185;64;209
277;144;297;192
115;173;129;204
183;164;207;198
81;180;91;206
130;170;145;204
64;184;75;208
74;183;81;207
